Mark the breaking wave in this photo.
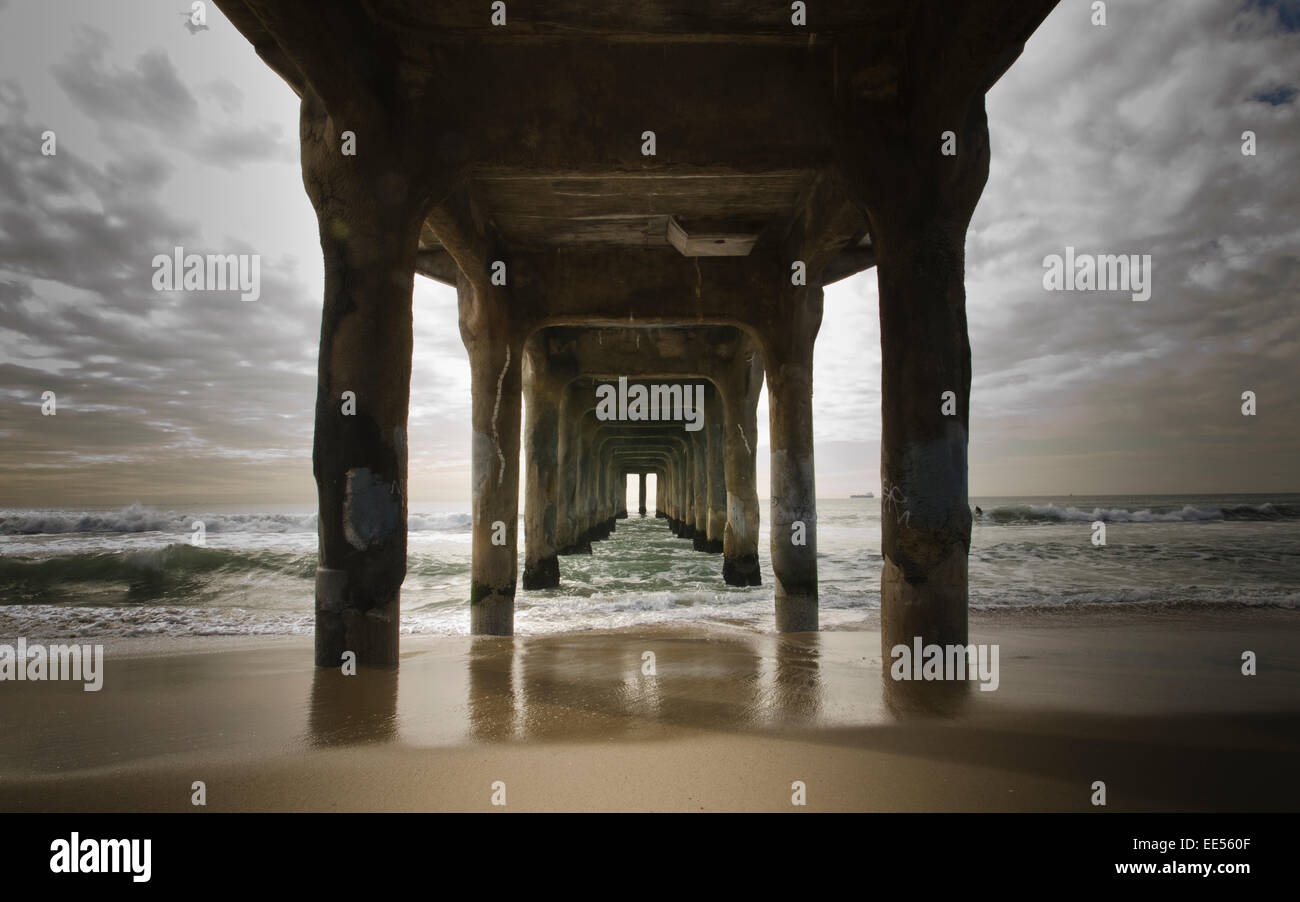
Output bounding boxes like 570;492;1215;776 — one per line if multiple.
0;503;472;536
0;544;316;589
981;501;1300;525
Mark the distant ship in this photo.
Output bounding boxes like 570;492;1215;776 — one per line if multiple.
850;492;874;498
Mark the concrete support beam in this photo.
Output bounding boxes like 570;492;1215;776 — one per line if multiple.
460;272;524;635
843;95;993;658
301;89;423;667
556;381;592;556
638;473;647;516
522;337;561;590
762;287;823;632
721;348;763;586
703;384;727;553
655;467;666;518
689;428;709;551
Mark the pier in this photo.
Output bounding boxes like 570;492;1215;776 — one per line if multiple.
213;0;1059;665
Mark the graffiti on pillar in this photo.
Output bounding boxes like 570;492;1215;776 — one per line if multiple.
881;481;912;528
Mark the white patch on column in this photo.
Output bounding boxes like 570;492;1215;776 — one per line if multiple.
343;467;400;548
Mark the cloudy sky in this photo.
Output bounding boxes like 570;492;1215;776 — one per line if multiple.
0;0;1296;507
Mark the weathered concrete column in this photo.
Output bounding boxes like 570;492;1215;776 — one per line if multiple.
681;452;691;538
638;473;647;516
556;382;591;555
522;338;561;589
601;455;618;530
655;469;666;518
609;457;622;522
721;347;763;586
302;89;424;667
460;273;524;635
664;460;676;530
678;441;695;539
690;426;709;551
616;466;629;519
575;443;596;542
848;98;992;655
665;460;676;530
578;416;614;543
877;201;976;652
763;290;823;631
704;384;726;553
582;418;612;542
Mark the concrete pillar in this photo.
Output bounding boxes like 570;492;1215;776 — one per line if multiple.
764;290;823;631
460;274;524;636
690;426;709;551
665;461;677;530
555;383;588;554
666;457;676;532
703;384;726;553
860;100;990;656
576;437;596;542
578;416;612;543
681;431;694;542
677;441;694;539
638;472;647;516
559;387;594;555
522;339;561;589
655;469;666;519
301;89;422;667
721;348;762;586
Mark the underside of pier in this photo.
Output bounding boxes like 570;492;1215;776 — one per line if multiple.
213;0;1059;665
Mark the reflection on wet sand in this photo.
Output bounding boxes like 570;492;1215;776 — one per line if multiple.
303;628;1009;750
882;674;971;719
6;612;1300;812
482;631;830;741
308;665;399;747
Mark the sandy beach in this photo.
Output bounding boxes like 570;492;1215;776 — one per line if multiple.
1;605;1297;813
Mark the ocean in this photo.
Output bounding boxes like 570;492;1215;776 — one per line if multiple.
1;494;1297;638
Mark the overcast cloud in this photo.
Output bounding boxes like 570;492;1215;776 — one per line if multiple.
0;0;1295;506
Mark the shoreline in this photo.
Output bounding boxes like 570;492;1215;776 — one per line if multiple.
1;606;1297;812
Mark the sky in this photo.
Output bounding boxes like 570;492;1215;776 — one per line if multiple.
0;0;1296;507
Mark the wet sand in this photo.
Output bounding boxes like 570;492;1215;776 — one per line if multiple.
1;606;1297;811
